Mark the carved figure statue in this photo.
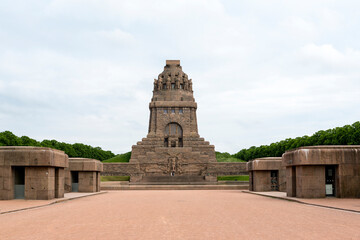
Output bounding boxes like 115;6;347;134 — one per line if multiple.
158;77;163;90
189;79;193;91
176;78;180;89
184;78;189;90
166;76;171;89
153;79;157;91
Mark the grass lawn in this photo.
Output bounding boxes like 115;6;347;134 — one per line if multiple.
217;175;249;181
103;152;131;163
101;176;130;181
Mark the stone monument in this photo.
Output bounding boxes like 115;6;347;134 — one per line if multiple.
129;60;216;182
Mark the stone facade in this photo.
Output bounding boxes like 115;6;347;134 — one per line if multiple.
65;158;103;193
283;146;360;198
0;147;68;200
129;60;217;182
247;157;286;192
102;162;247;182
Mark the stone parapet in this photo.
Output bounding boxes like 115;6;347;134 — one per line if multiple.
283;145;360;166
0;146;68;168
246;157;283;171
69;158;103;172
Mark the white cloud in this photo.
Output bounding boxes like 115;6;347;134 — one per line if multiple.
1;0;360;154
96;29;134;43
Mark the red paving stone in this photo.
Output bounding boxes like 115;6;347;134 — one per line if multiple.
0;190;359;240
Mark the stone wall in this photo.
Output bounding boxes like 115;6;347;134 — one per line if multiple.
102;162;247;181
65;158;103;193
25;167;55;200
283;145;360;198
0;147;68;200
247;157;286;192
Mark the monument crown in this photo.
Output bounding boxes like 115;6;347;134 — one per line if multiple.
154;59;191;93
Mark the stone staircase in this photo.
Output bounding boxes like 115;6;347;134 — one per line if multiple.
101;181;249;190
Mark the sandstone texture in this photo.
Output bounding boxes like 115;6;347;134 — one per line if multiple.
121;60;247;182
65;158;103;193
0;147;68;200
283;145;360;198
247;157;286;192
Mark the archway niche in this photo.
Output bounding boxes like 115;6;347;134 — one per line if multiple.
164;122;183;147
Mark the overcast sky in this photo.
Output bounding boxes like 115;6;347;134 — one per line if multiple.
1;0;360;154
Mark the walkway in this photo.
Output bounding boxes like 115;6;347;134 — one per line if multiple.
0;191;359;240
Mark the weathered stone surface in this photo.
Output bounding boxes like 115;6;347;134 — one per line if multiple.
102;162;247;178
65;158;103;193
128;60;218;182
0;147;68;200
247;157;286;192
283;145;360;198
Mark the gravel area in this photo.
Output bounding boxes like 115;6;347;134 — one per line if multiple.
0;191;359;240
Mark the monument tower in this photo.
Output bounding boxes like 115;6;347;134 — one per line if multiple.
129;60;216;182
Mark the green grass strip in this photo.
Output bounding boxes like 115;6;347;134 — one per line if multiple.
217;175;249;181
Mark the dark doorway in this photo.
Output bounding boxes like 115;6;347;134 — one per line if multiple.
55;168;59;198
164;138;169;147
178;138;183;147
71;171;79;192
291;167;296;197
325;165;336;196
14;167;25;199
270;170;279;191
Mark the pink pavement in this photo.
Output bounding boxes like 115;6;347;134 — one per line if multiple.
0;191;359;240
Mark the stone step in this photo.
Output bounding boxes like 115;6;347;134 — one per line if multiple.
101;184;249;191
101;181;130;186
141;175;206;183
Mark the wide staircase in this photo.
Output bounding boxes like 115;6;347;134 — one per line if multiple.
140;175;206;184
101;180;249;190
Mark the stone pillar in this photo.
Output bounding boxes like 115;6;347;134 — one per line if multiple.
296;165;325;198
286;167;294;197
97;172;101;192
0;166;13;200
79;172;97;192
338;163;360;198
25;167;55;200
253;171;271;192
55;168;65;198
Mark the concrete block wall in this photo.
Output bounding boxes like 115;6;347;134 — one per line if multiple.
0;166;13;200
0;147;68;200
295;166;325;198
79;172;97;192
283;146;360;198
25;167;55;200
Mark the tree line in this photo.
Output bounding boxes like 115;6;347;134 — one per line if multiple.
2;121;359;162
0;131;115;161
233;121;360;161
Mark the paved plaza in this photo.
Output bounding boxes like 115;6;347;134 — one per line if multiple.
1;191;359;240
